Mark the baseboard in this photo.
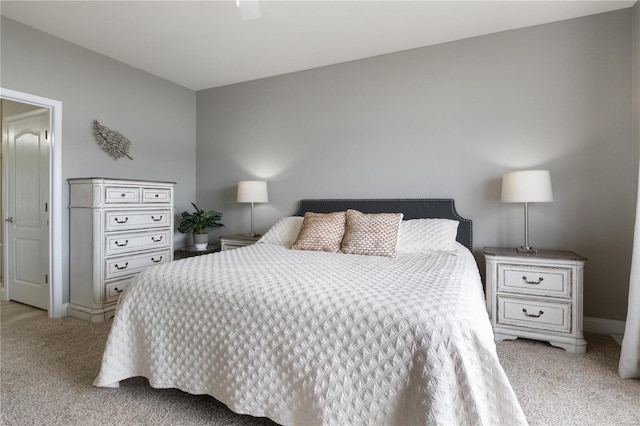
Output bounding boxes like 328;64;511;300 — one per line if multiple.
584;316;626;335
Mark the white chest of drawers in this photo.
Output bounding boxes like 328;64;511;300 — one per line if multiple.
484;247;587;353
68;178;175;322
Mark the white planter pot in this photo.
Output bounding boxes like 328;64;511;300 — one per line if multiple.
193;233;209;250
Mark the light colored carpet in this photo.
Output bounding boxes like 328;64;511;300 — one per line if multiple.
497;334;640;426
1;303;639;425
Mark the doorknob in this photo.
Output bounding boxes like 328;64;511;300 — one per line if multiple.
5;217;14;223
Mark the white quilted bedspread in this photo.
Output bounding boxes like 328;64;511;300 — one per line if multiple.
94;243;527;426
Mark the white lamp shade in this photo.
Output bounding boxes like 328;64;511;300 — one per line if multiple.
238;0;262;20
237;181;269;203
501;170;553;203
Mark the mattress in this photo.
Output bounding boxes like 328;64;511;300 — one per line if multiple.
94;242;527;425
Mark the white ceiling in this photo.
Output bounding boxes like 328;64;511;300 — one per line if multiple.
1;1;636;91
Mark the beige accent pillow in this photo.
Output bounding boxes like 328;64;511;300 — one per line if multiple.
340;209;403;257
291;211;346;252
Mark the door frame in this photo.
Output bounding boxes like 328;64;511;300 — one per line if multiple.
1;87;64;318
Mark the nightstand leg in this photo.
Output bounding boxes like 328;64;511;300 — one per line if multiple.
549;340;587;354
494;333;519;342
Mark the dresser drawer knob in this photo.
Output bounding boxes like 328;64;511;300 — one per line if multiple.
522;308;544;318
114;240;129;247
151;256;163;263
121;193;126;197
114;287;124;293
114;217;129;224
114;262;129;270
151;215;163;222
522;275;544;285
151;236;163;242
155;194;159;198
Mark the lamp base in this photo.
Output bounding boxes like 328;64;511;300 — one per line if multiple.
517;246;538;253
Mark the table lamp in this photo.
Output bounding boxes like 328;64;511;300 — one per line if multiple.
501;170;553;253
237;180;268;237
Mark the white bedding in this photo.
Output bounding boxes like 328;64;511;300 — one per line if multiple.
94;242;527;425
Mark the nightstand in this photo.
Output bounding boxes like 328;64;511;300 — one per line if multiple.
176;244;220;259
219;234;261;251
484;247;587;353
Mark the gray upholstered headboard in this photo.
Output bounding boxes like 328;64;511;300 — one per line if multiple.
294;198;473;251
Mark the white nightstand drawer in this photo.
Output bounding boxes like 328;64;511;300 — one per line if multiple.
221;241;250;251
105;229;171;256
105;278;131;304
497;295;571;333
105;209;171;231
105;186;140;203
142;188;172;203
105;249;171;280
220;234;261;251
498;264;571;298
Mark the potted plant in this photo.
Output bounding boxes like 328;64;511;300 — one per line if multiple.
178;203;224;249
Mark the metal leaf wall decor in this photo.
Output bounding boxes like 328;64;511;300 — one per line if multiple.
93;120;133;160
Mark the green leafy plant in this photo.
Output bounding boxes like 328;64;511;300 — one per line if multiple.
177;203;224;234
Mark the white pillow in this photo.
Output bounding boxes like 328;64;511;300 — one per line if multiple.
396;218;460;253
257;216;304;247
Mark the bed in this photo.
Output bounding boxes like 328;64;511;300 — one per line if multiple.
94;199;527;425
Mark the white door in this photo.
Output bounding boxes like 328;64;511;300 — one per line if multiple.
4;109;50;310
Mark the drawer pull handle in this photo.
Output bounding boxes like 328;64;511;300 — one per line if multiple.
522;275;544;285
121;193;126;197
522;308;544;318
114;262;129;270
151;215;163;222
155;194;159;198
114;240;129;247
151;256;163;263
151;236;163;242
114;287;124;294
114;217;128;224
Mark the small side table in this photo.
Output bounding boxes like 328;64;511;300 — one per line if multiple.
176;244;220;259
220;234;261;251
484;247;587;353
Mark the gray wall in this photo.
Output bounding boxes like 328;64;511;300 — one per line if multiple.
1;17;197;303
197;9;634;322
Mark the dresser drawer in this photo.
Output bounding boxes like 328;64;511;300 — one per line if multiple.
105;229;171;256
105;249;171;280
105;278;132;304
105;209;171;232
142;187;172;203
498;263;571;298
497;295;571;333
105;186;140;203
